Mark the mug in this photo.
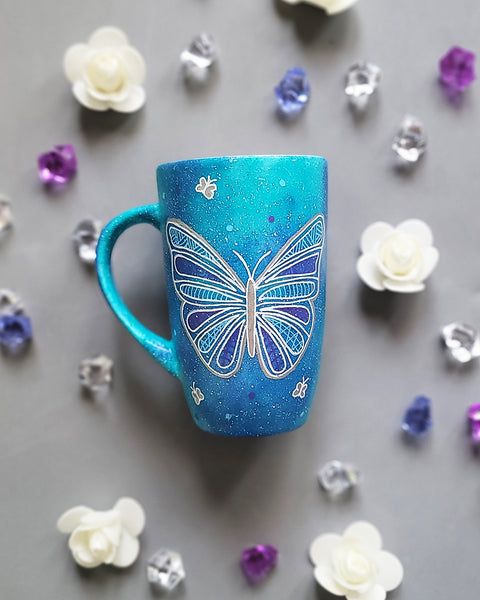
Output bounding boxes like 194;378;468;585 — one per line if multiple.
96;155;327;437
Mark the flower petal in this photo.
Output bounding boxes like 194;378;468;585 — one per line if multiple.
57;506;91;533
322;0;358;14
383;279;425;293
360;222;394;254
118;46;146;84
347;584;386;600
419;247;439;280
309;534;342;566
114;497;146;537
68;530;101;568
356;255;385;291
112;529;140;568
73;81;110;111
396;219;433;247
343;522;382;552
110;85;145;113
88;26;129;48
376;551;403;591
63;44;91;82
314;564;346;596
81;509;119;528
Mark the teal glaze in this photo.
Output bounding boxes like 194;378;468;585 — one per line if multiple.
96;155;328;437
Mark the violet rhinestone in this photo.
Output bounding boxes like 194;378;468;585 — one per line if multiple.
241;544;278;585
467;404;480;444
402;395;432;437
0;314;32;352
38;144;77;184
275;68;310;118
439;46;476;92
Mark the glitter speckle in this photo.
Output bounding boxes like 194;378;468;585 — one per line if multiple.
226;224;233;232
279;179;286;187
248;392;256;400
268;216;275;223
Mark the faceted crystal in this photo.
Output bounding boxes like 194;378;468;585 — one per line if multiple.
441;322;480;364
73;218;102;265
0;195;13;237
241;544;278;585
345;61;381;109
0;289;24;316
467;404;480;443
38;144;77;184
78;354;114;396
317;460;361;497
439;46;476;92
147;548;186;591
181;33;217;83
392;115;427;163
0;314;32;353
275;67;310;118
402;396;432;437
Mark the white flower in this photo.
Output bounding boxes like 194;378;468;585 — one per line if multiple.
356;219;439;293
57;497;145;568
64;26;146;113
280;0;358;16
310;521;403;600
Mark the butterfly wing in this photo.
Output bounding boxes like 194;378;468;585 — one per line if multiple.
254;214;325;378
166;219;247;377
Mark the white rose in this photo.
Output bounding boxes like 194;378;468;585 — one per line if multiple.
57;497;145;568
280;0;358;15
310;521;403;600
356;219;439;293
64;27;146;113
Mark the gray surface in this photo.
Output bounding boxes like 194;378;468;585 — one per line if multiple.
1;0;480;598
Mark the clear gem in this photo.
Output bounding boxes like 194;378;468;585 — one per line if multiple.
275;67;310;118
345;61;381;109
402;396;432;437
241;545;278;585
392;115;427;163
78;354;114;396
180;33;217;83
38;144;77;185
73;218;102;265
441;322;480;364
0;314;32;353
317;460;361;497
0;289;24;316
147;548;185;591
0;195;13;237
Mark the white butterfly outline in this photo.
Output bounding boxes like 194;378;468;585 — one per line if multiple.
195;175;217;200
166;214;325;379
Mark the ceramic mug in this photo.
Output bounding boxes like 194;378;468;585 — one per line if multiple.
96;155;328;437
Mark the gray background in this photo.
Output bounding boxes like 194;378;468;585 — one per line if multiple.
1;0;479;598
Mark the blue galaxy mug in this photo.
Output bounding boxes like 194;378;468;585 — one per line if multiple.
96;155;327;437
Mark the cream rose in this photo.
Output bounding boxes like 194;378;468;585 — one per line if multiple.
310;521;403;600
63;26;146;113
57;497;145;568
356;219;439;293
280;0;358;15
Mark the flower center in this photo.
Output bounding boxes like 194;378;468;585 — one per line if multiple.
88;531;110;558
86;52;125;93
333;542;376;587
379;232;421;275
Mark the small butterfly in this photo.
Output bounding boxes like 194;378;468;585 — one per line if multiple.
292;376;310;399
190;382;205;405
166;213;325;379
195;175;217;200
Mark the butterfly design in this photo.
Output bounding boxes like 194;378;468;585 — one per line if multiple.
166;214;325;379
190;381;205;405
292;376;309;399
195;175;217;200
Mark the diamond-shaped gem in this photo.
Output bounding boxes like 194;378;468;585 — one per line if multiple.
402;396;432;437
441;322;480;364
0;314;32;353
147;548;186;591
78;354;113;396
38;144;77;185
241;544;278;585
392;115;427;163
181;33;217;84
73;218;102;265
0;195;13;238
275;67;310;118
0;289;24;316
345;61;381;109
317;460;361;497
467;404;480;443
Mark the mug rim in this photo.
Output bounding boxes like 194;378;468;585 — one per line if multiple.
156;154;327;172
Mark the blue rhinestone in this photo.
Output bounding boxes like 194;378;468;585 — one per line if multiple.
402;395;432;437
0;314;32;352
274;67;310;117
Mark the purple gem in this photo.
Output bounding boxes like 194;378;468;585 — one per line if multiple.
439;46;476;91
241;544;278;585
38;144;77;184
275;68;310;118
0;314;32;352
402;395;432;437
467;404;480;443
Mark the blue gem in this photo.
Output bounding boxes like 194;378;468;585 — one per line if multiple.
402;395;432;437
0;314;32;352
274;68;310;117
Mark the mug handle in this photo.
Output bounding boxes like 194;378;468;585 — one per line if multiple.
96;204;181;379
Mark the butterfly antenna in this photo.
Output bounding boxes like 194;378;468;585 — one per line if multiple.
252;251;271;278
232;250;252;279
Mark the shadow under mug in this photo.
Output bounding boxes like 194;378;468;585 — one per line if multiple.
96;155;328;437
